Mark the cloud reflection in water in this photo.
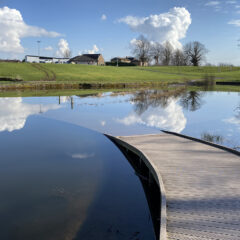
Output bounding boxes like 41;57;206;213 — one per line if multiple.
72;153;95;159
224;117;240;130
0;98;60;132
117;98;187;133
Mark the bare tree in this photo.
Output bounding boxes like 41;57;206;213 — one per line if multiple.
131;35;151;66
184;41;208;66
63;49;72;58
160;41;173;66
172;49;187;66
150;42;163;65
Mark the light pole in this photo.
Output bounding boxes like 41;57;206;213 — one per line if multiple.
37;40;41;57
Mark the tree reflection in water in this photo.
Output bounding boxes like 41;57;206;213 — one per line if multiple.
180;91;204;112
235;104;240;119
201;132;224;144
131;88;205;115
131;88;186;115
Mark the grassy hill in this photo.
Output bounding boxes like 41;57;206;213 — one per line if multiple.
0;62;239;87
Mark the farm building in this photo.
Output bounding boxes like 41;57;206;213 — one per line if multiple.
111;57;131;64
110;56;141;66
69;54;105;65
139;57;149;67
25;55;69;64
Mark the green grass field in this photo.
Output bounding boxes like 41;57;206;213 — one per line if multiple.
0;62;240;86
142;66;240;82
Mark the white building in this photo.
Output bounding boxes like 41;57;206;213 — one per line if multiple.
25;55;69;64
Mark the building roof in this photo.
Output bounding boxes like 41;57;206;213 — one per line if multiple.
25;55;69;60
126;57;136;61
82;54;101;60
70;54;102;63
70;55;97;63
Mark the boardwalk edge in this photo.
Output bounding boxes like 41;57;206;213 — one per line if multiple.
162;130;240;156
105;134;167;240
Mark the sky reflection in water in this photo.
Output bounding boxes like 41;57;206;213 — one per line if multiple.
0;89;239;147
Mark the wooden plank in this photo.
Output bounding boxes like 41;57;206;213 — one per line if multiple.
114;133;240;240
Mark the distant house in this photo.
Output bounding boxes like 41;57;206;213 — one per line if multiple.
126;57;135;62
131;59;141;66
139;57;149;67
25;55;69;64
69;54;105;65
111;57;131;64
110;56;141;66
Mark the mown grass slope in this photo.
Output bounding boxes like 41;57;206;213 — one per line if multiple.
141;66;240;82
0;62;45;81
0;62;240;84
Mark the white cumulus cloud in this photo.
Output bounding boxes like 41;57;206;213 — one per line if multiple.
44;46;53;51
205;1;220;6
117;98;187;133
101;14;107;21
56;39;70;57
81;44;100;54
87;45;99;54
228;19;240;26
226;0;237;4
0;6;60;53
0;98;60;132
118;7;191;49
205;1;222;11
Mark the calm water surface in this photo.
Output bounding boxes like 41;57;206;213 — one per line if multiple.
0;89;239;239
15;89;239;148
0;117;156;240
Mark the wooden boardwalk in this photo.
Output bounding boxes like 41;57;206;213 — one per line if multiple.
109;132;240;240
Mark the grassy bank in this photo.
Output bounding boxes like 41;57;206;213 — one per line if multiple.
0;62;189;83
0;62;240;90
140;66;240;82
0;84;239;98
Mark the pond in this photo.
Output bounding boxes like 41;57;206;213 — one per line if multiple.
13;89;238;148
0;88;239;239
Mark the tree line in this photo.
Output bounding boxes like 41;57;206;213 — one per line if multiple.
132;35;208;67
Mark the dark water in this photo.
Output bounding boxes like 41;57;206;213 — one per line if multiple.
0;117;156;240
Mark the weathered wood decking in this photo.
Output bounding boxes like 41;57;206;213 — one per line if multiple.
109;132;240;240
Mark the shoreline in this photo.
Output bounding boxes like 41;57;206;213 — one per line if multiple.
0;81;171;91
0;80;239;91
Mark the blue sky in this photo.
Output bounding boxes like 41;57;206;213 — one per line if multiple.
1;0;240;64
